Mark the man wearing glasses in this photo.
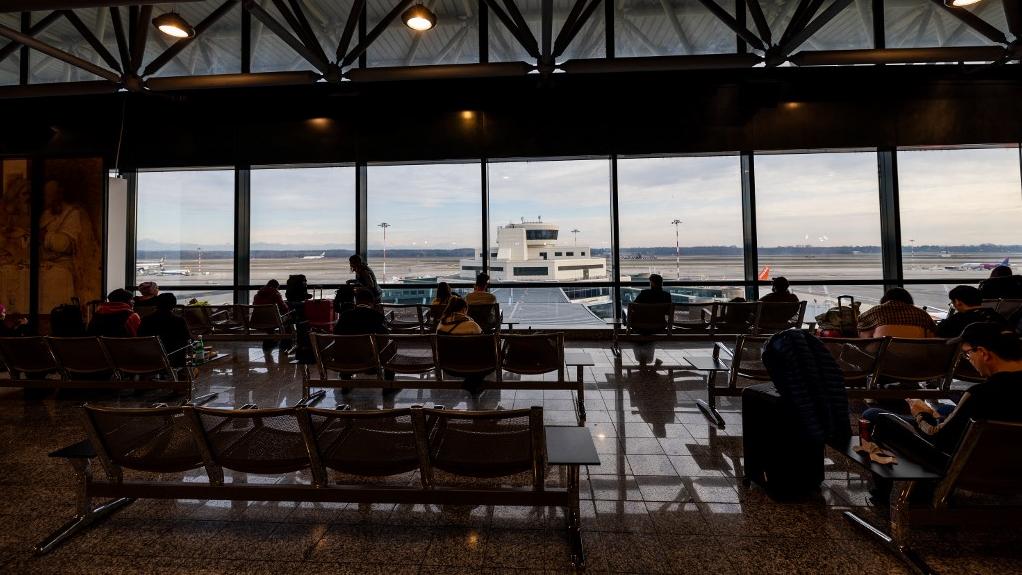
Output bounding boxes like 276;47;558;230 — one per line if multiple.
864;323;1022;454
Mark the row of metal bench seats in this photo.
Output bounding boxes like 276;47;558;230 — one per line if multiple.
0;336;191;393
697;335;978;427
614;301;808;350
40;399;596;568
303;332;590;423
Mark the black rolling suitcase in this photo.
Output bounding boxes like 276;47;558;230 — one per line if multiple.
50;297;86;336
742;382;825;498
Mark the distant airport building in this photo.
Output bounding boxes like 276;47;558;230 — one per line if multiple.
459;221;607;281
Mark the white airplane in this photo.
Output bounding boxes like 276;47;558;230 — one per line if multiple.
301;252;326;260
136;257;166;275
950;257;1009;271
158;267;191;276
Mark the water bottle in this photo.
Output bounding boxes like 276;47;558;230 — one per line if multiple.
193;338;204;365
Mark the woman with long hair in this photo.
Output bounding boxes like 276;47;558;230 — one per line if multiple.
436;296;481;335
432;282;452;306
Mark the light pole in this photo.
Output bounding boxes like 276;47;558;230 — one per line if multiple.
570;228;580;246
378;222;391;277
909;239;915;263
670;219;682;280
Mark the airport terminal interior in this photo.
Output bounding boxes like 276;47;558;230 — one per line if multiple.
2;0;1022;573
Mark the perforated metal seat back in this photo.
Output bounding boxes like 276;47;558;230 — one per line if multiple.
181;306;212;335
312;334;378;373
627;303;671;334
427;408;537;478
953;421;1022;495
734;336;771;380
819;337;885;386
192;407;309;474
467;304;501;333
306;408;419;476
84;406;202;473
101;337;171;376
758;302;804;333
877;338;958;385
501;333;562;375
672;303;713;331
377;335;435;374
713;302;758;334
435;334;498;374
384;305;424;332
49;337;112;374
0;336;58;373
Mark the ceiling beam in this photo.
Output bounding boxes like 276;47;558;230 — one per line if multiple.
696;0;765;51
335;0;364;63
928;0;1008;45
746;0;772;46
109;6;130;70
780;0;854;56
791;45;1005;65
246;0;330;73
63;9;122;72
0;10;62;62
341;0;416;68
553;0;602;58
481;0;540;59
130;4;153;74
0;1;205;11
284;0;329;66
657;0;693;54
144;0;239;77
0;22;120;81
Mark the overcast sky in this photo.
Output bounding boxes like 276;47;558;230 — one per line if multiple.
137;147;1022;251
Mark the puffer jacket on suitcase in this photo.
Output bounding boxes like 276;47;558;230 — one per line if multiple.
761;328;850;446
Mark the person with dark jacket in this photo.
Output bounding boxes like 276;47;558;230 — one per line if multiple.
865;322;1022;453
253;279;288;315
760;276;799;304
333;285;355;316
334;288;390;335
935;285;1005;338
0;304;29;337
87;289;141;337
978;265;1022;300
634;273;672;304
347;255;382;302
139;293;191;367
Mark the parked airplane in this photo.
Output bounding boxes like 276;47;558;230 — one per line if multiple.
136;257;166;275
950;257;1009;271
158;267;192;276
301;252;326;260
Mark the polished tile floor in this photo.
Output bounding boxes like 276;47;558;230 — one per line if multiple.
1;341;1019;574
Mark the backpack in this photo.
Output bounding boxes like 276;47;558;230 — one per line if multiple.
50;297;85;336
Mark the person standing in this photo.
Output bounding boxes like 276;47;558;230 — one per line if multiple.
347;255;382;302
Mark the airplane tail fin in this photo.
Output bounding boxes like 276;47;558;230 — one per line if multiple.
1001;257;1010;266
758;266;770;281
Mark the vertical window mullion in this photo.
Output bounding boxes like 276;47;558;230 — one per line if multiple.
234;165;251;304
878;148;902;290
740;152;759;301
610;154;622;322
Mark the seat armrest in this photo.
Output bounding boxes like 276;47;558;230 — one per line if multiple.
713;341;734;360
545;426;601;466
208;309;229;319
49;439;96;459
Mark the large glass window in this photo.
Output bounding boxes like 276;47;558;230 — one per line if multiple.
617;156;744;288
250;166;355;286
366;162;481;289
136;170;235;288
898;146;1022;308
755;151;882;307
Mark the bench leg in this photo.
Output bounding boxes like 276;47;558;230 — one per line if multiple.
565;465;586;571
843;511;935;575
35;496;135;555
695;372;726;429
575;366;586;426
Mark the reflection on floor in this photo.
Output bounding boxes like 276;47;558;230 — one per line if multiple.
1;341;1018;574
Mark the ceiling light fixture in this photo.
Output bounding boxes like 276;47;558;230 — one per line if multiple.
153;12;195;39
402;4;437;31
944;0;982;7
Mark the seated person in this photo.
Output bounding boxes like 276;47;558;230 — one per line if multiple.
978;265;1022;300
253;279;288;316
436;297;482;335
333;285;355;316
935;285;1005;338
432;282;453;306
133;281;160;308
285;274;312;308
334;288;389;335
87;289;141;337
634;273;672;304
139;293;190;367
863;322;1022;454
464;273;497;306
0;304;29;337
760;276;799;304
856;288;936;338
